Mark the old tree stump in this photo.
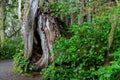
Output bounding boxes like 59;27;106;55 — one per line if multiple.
22;0;68;69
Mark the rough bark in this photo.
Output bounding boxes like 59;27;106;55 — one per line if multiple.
22;0;60;69
33;7;59;68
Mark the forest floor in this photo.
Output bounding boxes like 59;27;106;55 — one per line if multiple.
0;59;40;80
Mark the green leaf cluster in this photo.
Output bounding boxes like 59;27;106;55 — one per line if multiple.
0;39;22;60
13;40;38;74
94;49;120;80
41;22;109;80
41;2;120;78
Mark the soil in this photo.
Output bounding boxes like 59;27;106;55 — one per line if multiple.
0;59;40;80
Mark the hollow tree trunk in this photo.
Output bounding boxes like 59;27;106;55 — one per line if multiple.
33;7;59;68
22;0;59;69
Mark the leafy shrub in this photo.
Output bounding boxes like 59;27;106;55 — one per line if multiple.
13;50;37;74
41;2;120;79
41;1;120;79
50;1;80;17
13;40;37;74
0;39;22;60
0;39;37;74
41;23;109;80
94;49;120;80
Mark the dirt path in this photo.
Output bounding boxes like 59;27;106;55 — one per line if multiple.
0;59;40;80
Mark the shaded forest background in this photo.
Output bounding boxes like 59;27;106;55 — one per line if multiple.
0;0;120;80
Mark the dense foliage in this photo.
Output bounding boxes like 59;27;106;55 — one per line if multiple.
41;1;120;80
0;0;21;60
41;23;120;80
13;40;37;74
13;50;38;74
41;23;106;79
0;39;37;74
0;39;22;60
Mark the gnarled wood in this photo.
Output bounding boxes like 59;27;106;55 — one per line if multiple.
22;0;59;68
22;0;66;69
34;8;58;68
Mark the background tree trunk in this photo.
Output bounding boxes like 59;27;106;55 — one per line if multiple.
104;0;118;65
0;1;5;46
22;0;38;59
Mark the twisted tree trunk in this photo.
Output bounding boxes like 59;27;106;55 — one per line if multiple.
34;8;59;68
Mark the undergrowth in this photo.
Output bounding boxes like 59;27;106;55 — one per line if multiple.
41;22;120;80
13;40;38;74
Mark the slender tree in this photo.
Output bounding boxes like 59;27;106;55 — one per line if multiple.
0;0;5;46
104;0;118;65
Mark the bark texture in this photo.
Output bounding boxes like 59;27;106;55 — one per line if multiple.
22;0;59;69
23;0;39;58
34;8;58;68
